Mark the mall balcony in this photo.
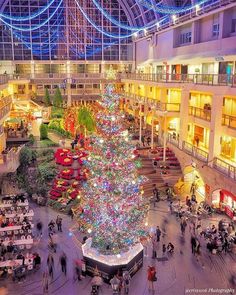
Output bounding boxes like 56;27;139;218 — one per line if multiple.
188;105;211;122
0;145;24;174
121;73;236;87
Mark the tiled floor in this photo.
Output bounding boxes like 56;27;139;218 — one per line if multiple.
2;201;235;295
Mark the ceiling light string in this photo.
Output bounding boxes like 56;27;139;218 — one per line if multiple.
0;0;57;21
0;0;63;32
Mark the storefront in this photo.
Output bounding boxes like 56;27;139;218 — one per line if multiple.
212;189;236;220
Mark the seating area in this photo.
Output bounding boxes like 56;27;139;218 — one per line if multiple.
0;194;37;280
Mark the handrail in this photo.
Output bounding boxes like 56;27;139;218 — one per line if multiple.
213;157;236;180
222;114;236;129
121;73;236;87
189;106;211;121
182;141;209;162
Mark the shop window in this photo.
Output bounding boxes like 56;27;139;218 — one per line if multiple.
212;23;219;37
180;32;192;45
231;19;236;33
194;125;204;142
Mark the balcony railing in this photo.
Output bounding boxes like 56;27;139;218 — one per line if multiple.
121;73;236;87
167;133;180;148
189;106;211;121
8;73;111;81
0;74;9;85
0;96;12;121
213;157;236;180
222;114;236;129
0;145;24;174
182;141;209;162
124;93;180;112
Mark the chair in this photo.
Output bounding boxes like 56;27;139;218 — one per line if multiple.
7;231;12;235
28;217;33;221
4;237;9;241
26;244;32;250
27;235;31;239
14;230;19;235
0;232;5;236
21;235;26;239
19;245;25;250
19;230;23;234
28;229;32;234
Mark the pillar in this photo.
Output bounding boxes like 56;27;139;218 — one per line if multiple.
208;94;224;164
179;88;190;149
66;61;72;107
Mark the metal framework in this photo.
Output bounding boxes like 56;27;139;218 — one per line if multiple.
0;0;193;61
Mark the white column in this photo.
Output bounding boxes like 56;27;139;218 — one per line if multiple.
163;114;167;162
151;111;154;149
208;93;224;164
139;104;142;144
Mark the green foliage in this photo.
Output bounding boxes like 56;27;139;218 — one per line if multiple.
51;106;64;119
53;87;63;107
38;162;57;182
48;119;71;138
44;88;51;106
40;123;48;140
39;139;58;148
78;106;96;134
19;147;35;167
28;134;35;146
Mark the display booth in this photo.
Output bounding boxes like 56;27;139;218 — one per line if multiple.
82;238;143;282
212;189;236;220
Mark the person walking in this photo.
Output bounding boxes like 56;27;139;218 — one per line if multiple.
152;185;160;207
73;259;82;282
42;270;49;293
47;253;54;279
36;220;43;238
191;236;197;255
156;226;161;242
152;235;158;259
60;252;67;276
123;271;131;294
180;218;187;235
147;265;156;291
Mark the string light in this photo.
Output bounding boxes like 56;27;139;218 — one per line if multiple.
76;84;148;255
0;0;57;21
0;0;63;31
137;0;209;14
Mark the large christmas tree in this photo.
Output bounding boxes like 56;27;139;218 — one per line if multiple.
78;84;148;257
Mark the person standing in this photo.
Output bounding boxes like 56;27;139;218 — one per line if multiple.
141;135;145;147
47;253;54;279
156;226;161;242
147;265;156;291
180;218;187;235
147;136;151;146
60;252;67;276
56;216;62;232
123;271;131;294
42;270;49;293
36;220;43;238
191;236;197;255
152;235;158;259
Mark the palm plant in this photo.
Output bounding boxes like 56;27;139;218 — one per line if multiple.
77;106;96;137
